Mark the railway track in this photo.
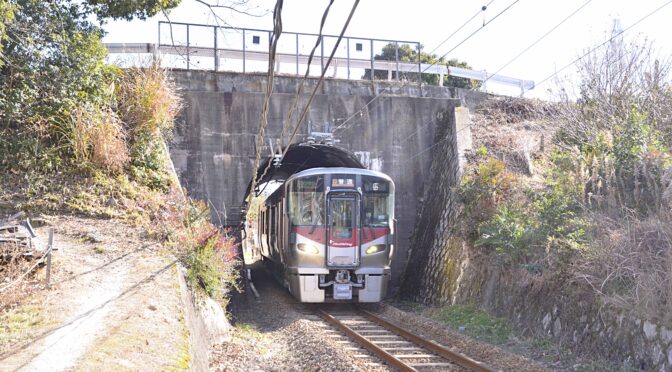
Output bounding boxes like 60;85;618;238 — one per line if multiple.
315;307;494;371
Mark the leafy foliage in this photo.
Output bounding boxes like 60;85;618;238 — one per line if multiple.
363;43;481;88
0;1;14;68
476;204;533;263
459;156;517;231
0;1;113;133
83;0;181;21
161;197;240;299
462;151;588;266
128;131;173;191
0;0;238;304
188;235;237;298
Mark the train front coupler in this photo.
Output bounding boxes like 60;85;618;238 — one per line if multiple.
318;270;363;300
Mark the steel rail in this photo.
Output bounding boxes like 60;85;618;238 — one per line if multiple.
359;309;495;372
317;309;417;372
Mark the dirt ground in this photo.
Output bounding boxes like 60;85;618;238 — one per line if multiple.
0;216;189;371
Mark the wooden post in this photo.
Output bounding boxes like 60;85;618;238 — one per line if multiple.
46;228;53;286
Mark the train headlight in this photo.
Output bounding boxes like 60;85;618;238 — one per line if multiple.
297;243;320;254
365;244;386;255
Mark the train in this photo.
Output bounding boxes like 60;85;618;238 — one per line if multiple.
245;166;395;303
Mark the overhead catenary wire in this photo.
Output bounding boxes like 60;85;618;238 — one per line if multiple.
249;0;360;196
430;0;521;73
251;0;336;198
278;0;335;149
246;0;283;202
534;0;672;89
250;0;334;199
483;0;594;85
334;0;520;133
278;0;360;161
425;0;496;58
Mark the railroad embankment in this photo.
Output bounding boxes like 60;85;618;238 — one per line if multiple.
402;82;672;369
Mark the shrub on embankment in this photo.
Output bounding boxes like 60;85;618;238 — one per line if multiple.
0;0;238;303
456;39;672;327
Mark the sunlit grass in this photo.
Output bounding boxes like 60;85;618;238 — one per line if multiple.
432;304;512;344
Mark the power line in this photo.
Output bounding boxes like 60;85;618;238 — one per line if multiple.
535;0;672;89
278;0;335;151
484;0;594;85
279;0;360;161
251;0;360;194
426;0;496;57
334;0;521;133
429;0;521;72
247;0;283;201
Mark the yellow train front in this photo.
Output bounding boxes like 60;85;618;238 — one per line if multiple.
253;167;395;302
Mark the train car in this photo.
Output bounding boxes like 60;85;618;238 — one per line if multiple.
249;167;395;302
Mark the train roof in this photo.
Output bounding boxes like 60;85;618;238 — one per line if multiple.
286;167;394;185
244;143;365;200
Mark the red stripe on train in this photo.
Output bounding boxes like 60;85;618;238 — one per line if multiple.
292;227;389;245
293;226;326;244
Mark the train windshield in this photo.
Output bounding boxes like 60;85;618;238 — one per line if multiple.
288;175;325;226
362;177;393;227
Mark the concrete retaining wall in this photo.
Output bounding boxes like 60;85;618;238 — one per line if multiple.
168;70;473;289
451;253;672;370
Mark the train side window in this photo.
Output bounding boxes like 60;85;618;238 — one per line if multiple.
288;176;324;226
271;206;276;235
260;210;265;234
362;177;392;227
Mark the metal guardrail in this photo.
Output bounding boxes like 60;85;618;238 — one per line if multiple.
105;21;535;93
154;21;424;83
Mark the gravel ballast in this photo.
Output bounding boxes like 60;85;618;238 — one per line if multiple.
211;271;380;371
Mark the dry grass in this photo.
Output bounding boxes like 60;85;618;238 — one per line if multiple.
90;108;129;172
477;97;560;124
573;211;672;325
473;97;672;325
470;98;558;179
116;63;182;135
0;241;45;310
68;105;129;172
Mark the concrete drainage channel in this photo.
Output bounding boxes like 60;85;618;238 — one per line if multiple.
176;264;231;372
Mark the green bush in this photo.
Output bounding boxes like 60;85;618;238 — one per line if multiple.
184;229;239;299
473;151;589;266
459;157;518;229
476;204;535;263
128;131;172;191
188;237;222;298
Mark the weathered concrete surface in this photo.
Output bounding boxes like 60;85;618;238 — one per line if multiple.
168;70;471;289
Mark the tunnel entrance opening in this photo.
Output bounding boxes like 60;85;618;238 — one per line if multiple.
243;143;365;205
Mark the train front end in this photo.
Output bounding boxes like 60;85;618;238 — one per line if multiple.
286;168;394;303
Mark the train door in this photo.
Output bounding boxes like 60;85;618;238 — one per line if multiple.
326;195;360;267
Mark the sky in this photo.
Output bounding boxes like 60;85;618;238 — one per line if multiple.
102;0;672;99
